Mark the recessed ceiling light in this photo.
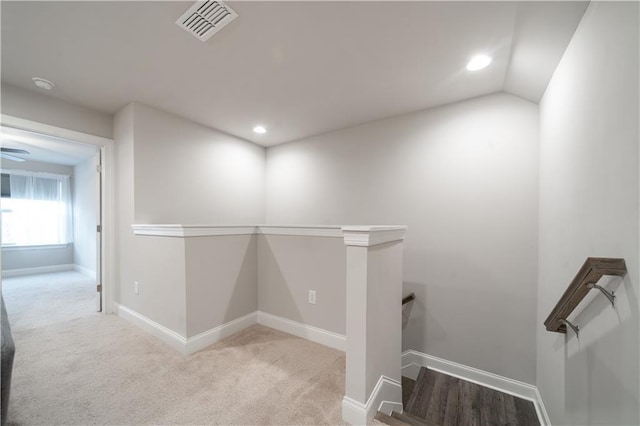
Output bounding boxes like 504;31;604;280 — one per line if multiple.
253;126;266;134
32;77;55;90
466;55;492;71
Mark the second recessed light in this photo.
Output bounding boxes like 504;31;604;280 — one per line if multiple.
253;126;266;134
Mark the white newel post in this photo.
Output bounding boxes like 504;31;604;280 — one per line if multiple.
341;226;407;425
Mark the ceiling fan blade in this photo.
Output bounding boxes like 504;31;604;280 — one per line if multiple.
0;152;26;162
0;147;30;154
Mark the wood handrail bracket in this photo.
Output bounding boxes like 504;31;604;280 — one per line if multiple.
545;257;627;334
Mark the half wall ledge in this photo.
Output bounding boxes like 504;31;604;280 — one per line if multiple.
132;224;407;243
130;223;407;426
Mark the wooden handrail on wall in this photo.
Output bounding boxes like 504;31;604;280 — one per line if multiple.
545;257;627;334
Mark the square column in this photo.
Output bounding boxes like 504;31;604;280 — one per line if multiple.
341;226;407;425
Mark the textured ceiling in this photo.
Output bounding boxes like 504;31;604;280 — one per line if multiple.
1;1;588;146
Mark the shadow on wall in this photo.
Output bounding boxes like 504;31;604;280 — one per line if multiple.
565;274;639;425
185;235;259;338
257;236;304;325
256;235;346;335
400;246;538;384
222;235;260;324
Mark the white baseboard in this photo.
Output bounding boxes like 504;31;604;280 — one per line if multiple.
342;375;402;425
185;312;257;354
534;386;552;426
114;305;345;355
114;302;188;354
2;263;74;277
257;311;346;352
371;376;403;416
402;350;549;426
114;303;259;355
73;264;96;280
342;396;367;426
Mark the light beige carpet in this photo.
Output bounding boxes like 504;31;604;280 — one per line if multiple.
2;271;345;425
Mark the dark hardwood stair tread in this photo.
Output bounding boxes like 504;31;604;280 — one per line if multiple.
374;411;412;426
391;411;429;426
404;367;437;418
403;367;539;426
402;376;416;406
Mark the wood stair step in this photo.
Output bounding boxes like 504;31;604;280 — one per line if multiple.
402;368;540;425
402;376;416;406
404;367;438;418
373;411;412;426
391;411;429;426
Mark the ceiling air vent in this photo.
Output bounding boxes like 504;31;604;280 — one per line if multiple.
176;0;238;42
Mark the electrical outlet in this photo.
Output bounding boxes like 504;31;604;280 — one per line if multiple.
308;290;316;304
134;281;139;295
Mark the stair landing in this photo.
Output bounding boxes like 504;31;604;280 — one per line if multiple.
374;367;539;426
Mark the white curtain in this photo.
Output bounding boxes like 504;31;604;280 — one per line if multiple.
2;171;73;246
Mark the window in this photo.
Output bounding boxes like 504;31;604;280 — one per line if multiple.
1;171;73;247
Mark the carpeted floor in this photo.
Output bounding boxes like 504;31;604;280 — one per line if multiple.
2;271;345;425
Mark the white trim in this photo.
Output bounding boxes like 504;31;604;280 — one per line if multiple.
342;226;406;247
184;311;257;354
0;114;112;147
257;225;343;238
402;350;549;426
113;302;187;354
1;243;71;251
131;224;345;239
535;387;552;426
342;376;402;425
371;376;403;416
2;264;74;277
114;304;259;355
342;396;367;426
101;140;115;315
379;401;403;417
113;306;347;355
73;264;96;280
257;311;346;352
132;224;258;237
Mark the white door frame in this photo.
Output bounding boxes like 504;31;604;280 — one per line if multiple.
1;114;115;314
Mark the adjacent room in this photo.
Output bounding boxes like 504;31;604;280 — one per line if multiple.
0;1;638;426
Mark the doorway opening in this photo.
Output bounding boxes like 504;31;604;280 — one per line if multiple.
0;123;112;313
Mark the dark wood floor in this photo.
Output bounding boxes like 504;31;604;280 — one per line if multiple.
398;367;539;426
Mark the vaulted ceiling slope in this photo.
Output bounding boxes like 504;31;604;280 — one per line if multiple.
1;1;587;146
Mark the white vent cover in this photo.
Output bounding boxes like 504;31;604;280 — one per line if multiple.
176;1;238;42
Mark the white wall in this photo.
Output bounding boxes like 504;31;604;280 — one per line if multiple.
73;155;98;276
133;235;187;336
115;103;266;328
266;92;539;384
258;234;346;335
1;83;113;139
1;246;73;272
186;235;258;337
132;103;265;224
538;2;639;425
114;104;135;307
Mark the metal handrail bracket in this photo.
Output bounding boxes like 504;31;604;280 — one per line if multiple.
560;319;580;338
587;283;616;307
